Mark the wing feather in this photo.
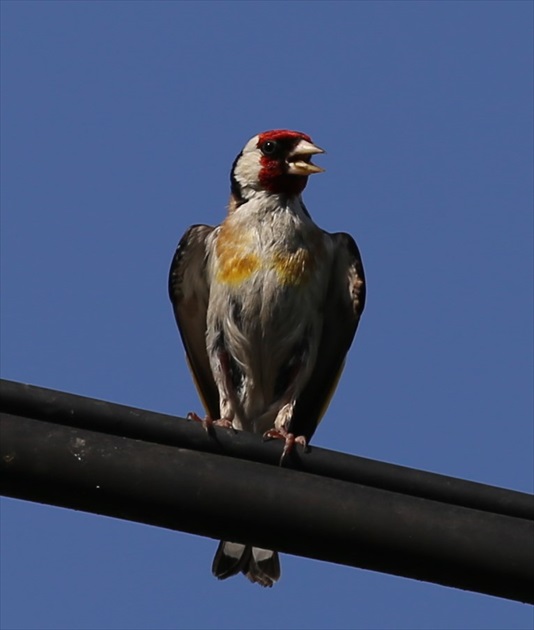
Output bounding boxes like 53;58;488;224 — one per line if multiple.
290;232;366;441
169;224;220;418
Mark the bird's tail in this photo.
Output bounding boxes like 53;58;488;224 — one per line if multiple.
212;541;280;587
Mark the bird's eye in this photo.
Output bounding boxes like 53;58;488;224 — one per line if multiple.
261;140;278;156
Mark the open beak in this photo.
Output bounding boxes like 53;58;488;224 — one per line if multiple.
287;139;325;176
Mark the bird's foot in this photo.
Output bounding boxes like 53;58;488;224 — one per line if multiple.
263;428;308;464
187;412;234;435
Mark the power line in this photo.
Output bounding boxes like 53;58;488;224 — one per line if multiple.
1;379;533;602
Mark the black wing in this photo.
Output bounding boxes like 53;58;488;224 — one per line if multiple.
169;224;220;418
290;232;366;442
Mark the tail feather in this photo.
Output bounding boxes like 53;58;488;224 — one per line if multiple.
245;546;281;587
211;541;251;579
212;541;280;587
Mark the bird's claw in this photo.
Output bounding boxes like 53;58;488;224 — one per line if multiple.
187;411;234;435
263;428;308;465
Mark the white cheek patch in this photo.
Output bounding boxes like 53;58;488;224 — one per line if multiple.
233;148;263;193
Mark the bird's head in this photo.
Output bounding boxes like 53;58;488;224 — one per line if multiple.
230;130;325;202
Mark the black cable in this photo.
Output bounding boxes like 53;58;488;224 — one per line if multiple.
1;380;533;603
1;379;532;520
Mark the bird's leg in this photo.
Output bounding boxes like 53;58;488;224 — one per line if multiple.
262;358;310;463
187;348;240;434
263;378;309;463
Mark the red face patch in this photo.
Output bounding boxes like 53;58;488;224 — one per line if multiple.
256;130;313;195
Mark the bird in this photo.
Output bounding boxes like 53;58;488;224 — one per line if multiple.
169;129;365;587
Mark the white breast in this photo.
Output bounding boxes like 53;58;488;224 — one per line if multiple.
205;195;334;432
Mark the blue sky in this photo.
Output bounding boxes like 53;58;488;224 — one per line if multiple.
1;1;532;629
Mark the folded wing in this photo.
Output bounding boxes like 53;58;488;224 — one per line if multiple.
169;224;220;419
290;231;366;442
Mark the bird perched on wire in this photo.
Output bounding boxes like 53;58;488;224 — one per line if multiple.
169;129;365;587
